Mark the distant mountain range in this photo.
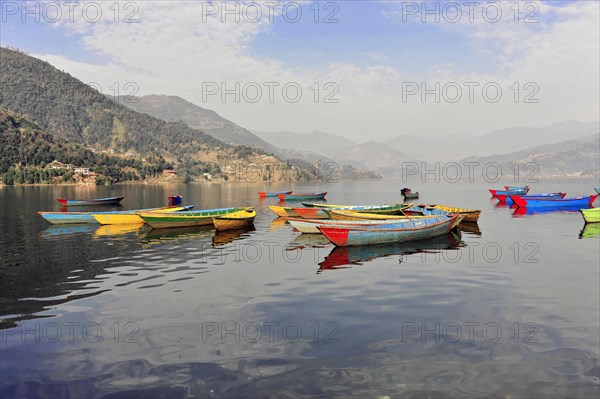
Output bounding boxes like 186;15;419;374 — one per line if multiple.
0;47;319;183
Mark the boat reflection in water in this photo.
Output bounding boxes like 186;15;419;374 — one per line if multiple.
93;223;143;238
212;226;256;247
318;231;464;271
580;223;600;239
140;225;214;246
513;206;582;217
286;233;331;250
458;222;481;236
268;217;289;231
39;224;98;239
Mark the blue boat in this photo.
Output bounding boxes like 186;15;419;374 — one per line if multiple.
319;214;462;246
495;192;566;204
510;195;598;208
39;205;194;225
38;212;97;224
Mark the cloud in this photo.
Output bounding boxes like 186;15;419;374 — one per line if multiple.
29;0;599;139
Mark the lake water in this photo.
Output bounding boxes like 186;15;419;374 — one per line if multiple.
1;179;599;398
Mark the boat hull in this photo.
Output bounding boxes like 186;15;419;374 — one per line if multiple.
319;215;461;246
294;207;329;219
496;193;566;203
57;196;125;206
92;206;193;225
510;195;598;208
38;212;97;224
259;191;293;198
581;208;600;223
303;203;410;214
277;192;327;201
268;205;298;218
402;192;419;199
288;216;451;234
432;205;481;222
213;209;256;231
327;210;434;221
490;189;527;197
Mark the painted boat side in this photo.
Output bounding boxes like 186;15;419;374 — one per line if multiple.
57;196;125;206
277;192;327;201
496;193;565;203
289;216;451;235
138;207;239;229
319;215;459;246
92;205;194;225
510;195;598;208
580;208;600;223
38;211;97;224
268;205;298;217
259;190;293;198
294;208;329;219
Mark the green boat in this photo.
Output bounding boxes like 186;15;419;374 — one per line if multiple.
137;207;241;229
580;207;600;223
301;202;411;215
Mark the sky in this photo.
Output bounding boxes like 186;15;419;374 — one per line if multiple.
1;0;599;140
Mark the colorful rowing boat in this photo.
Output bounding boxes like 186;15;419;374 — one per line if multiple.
510;195;598;208
268;205;299;218
580;207;600;223
495;192;566;203
430;205;481;222
302;203;411;214
38;212;97;224
258;190;293;198
326;210;434;221
137;207;241;229
91;205;194;225
56;196;125;206
288;216;444;234
319;214;462;246
277;192;327;201
213;208;256;231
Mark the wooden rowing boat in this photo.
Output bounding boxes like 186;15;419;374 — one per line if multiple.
212;208;256;231
495;192;566;203
92;205;194;225
56;196;125;206
268;205;299;218
326;210;436;221
510;195;598;208
258;190;293;198
137;207;241;229
277;192;327;201
302;203;411;214
430;205;481;222
580;208;600;223
287;216;449;234
38;211;97;224
319;214;462;246
402;192;419;199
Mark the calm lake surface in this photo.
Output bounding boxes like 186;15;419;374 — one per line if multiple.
1;179;599;398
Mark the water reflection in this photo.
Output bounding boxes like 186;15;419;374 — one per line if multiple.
140;225;214;245
39;224;97;239
580;223;600;239
318;231;464;271
212;226;256;246
513;206;582;217
286;234;331;249
93;223;143;238
458;222;481;235
269;217;289;231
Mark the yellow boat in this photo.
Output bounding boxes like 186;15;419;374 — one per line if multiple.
268;205;298;218
580;208;600;223
92;206;192;225
327;209;437;221
212;209;256;231
431;205;481;222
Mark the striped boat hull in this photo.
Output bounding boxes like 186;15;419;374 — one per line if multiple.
510;195;598;208
319;215;461;246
